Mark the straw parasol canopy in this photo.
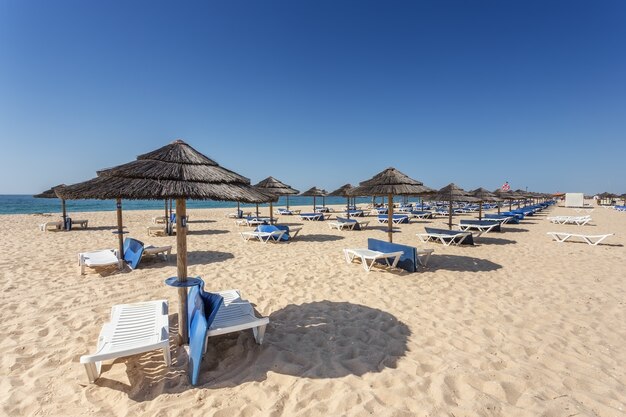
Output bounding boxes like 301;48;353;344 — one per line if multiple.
34;184;69;228
470;187;498;220
300;186;327;212
492;188;517;212
431;183;476;230
253;176;297;222
58;139;272;345
349;167;426;242
329;184;354;218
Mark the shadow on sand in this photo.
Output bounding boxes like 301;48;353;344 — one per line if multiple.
297;234;344;242
427;254;502;272
94;301;409;398
187;250;235;266
186;229;229;236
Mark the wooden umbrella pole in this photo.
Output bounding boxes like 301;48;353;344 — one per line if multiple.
176;198;188;345
116;198;124;258
346;196;350;219
256;204;259;217
478;200;483;221
286;196;290;210
388;194;393;242
164;199;168;231
62;199;67;230
269;201;274;224
313;196;316;212
448;195;453;230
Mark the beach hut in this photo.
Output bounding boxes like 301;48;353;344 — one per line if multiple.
329;184;354;218
349;167;428;242
57;140;271;345
300;187;327;212
431;183;476;230
470;187;498;220
34;184;69;229
253;176;299;223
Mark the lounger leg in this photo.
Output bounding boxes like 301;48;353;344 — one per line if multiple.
253;324;267;344
363;257;374;272
83;361;101;383
162;346;171;366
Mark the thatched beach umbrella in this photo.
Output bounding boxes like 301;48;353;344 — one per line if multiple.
58;140;271;345
34;184;68;228
492;188;517;213
470;187;498;220
329;184;354;218
253;176;298;223
431;183;476;230
349;167;427;242
300;186;327;212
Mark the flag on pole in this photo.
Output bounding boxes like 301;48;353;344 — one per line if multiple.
501;181;510;191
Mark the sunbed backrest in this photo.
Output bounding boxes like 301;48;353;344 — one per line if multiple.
123;238;145;269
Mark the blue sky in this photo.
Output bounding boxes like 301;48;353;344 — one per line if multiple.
1;0;624;195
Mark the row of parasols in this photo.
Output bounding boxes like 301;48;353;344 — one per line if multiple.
34;139;552;344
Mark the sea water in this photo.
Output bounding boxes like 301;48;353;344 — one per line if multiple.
0;195;422;215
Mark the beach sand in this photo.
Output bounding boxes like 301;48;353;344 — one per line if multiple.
1;203;625;416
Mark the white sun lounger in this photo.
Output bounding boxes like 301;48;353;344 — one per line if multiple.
79;249;122;275
343;248;404;272
240;229;285;243
80;299;171;383
547;215;592;225
547;232;614;246
329;219;371;231
143;245;172;261
206;289;269;345
72;219;89;229
417;231;472;246
39;221;63;232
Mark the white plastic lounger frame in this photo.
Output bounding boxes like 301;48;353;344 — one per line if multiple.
80;299;171;383
240;230;285;243
416;248;435;267
205;290;269;347
79;249;122;274
547;216;592;225
417;231;471;246
343;248;404;272
328;221;355;231
40;221;63;232
458;222;499;237
73;219;89;229
547;232;614;246
143;245;172;261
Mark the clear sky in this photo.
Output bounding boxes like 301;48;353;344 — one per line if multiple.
1;0;624;195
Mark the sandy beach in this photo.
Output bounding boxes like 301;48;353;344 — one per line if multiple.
1;202;625;417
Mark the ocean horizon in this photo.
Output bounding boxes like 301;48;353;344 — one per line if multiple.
0;195;424;215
